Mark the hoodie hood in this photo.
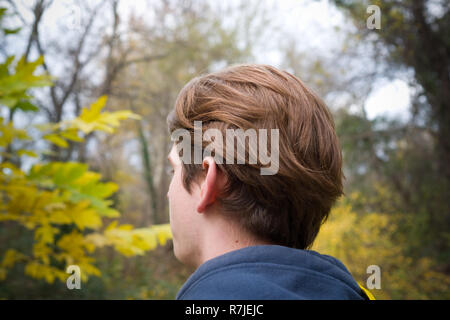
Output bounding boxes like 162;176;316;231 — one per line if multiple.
176;245;368;300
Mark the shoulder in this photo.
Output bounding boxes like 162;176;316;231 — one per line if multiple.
177;264;298;300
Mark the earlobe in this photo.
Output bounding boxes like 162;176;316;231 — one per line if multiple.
196;157;217;213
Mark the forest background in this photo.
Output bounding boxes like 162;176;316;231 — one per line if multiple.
0;0;449;299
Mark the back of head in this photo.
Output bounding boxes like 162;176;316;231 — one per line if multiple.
168;64;343;250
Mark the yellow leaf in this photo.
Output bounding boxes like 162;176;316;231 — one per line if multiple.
35;224;59;244
0;267;6;281
64;96;141;134
118;224;134;231
17;149;38;157
105;220;118;231
43;134;68;148
79;95;107;122
2;249;26;268
60;128;83;142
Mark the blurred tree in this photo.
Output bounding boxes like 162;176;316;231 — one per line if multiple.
280;0;450;298
330;0;450;265
0;8;172;297
334;0;450;179
313;195;450;299
98;0;265;225
4;0;169;164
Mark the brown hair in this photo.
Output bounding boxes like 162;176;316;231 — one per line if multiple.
167;64;343;249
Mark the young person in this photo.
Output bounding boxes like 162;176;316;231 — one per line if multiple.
166;64;372;300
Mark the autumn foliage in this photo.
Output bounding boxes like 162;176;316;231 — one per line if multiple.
0;24;172;285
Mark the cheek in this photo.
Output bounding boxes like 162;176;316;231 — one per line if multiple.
168;169;200;226
168;169;181;202
167;174;177;216
168;169;186;220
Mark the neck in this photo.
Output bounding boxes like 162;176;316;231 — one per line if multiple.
194;215;273;268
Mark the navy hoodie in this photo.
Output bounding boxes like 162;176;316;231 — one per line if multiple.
176;245;369;300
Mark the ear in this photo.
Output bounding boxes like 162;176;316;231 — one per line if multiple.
196;156;219;213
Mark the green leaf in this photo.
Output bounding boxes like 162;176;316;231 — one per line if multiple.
0;56;15;77
53;162;87;186
13;100;39;112
0;8;7;19
3;27;21;35
0;55;52;97
0;97;18;108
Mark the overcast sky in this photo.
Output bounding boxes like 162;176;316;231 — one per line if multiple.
7;0;411;121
